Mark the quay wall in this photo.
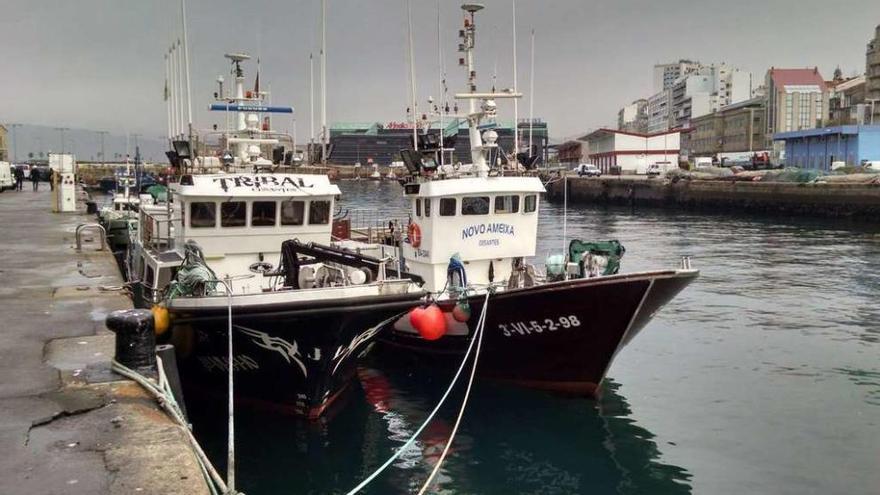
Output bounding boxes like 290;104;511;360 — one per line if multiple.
544;176;880;219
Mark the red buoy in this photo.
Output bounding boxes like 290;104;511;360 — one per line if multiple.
410;304;447;341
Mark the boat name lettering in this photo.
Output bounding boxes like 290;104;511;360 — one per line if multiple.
198;354;260;372
498;315;581;337
461;223;515;240
213;175;313;192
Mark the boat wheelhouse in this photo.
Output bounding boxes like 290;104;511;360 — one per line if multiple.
401;176;544;292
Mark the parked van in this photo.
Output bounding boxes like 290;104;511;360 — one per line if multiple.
0;162;13;192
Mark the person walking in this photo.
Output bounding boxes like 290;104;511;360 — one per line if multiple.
13;166;24;191
31;168;40;191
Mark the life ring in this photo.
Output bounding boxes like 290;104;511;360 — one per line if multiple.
408;223;422;248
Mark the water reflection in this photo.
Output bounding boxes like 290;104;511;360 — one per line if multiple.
189;363;691;494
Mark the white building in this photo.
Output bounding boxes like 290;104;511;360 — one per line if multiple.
670;64;752;129
580;128;682;174
653;59;702;92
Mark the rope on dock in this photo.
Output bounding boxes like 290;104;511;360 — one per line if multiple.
111;358;236;495
345;290;492;495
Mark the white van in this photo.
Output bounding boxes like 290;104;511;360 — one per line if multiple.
0;162;13;192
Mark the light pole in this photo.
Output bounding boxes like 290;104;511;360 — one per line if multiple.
55;127;69;154
9;123;22;162
97;131;109;165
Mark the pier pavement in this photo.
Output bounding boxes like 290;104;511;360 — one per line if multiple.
0;188;208;494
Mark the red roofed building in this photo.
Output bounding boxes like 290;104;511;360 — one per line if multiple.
765;68;829;149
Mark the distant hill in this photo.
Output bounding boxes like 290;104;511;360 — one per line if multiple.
3;124;168;164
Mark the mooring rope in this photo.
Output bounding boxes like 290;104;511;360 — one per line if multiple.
111;359;233;494
345;290;492;495
417;288;491;494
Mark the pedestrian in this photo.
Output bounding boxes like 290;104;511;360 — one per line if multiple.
48;169;55;192
31;168;40;191
13;167;24;191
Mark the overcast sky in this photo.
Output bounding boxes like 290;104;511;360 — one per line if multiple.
2;0;879;142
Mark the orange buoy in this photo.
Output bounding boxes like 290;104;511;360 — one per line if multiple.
152;304;170;336
408;223;422;248
410;303;447;341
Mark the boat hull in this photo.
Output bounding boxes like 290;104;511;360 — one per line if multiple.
164;293;422;419
377;270;697;396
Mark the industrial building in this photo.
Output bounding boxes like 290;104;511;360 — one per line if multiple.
327;119;549;166
773;125;880;170
685;97;768;162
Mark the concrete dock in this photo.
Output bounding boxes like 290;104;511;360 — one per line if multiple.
544;174;880;218
0;187;209;495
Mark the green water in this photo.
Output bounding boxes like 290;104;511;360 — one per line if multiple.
191;181;880;494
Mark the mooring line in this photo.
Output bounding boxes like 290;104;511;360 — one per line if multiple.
416;290;490;494
345;290;492;495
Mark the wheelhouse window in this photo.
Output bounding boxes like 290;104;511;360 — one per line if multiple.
524;194;537;213
439;198;457;216
415;198;422;217
462;196;490;215
309;200;331;225
494;195;520;214
281;200;305;226
190;202;216;228
424;198;431;217
221;201;246;227
251;201;277;227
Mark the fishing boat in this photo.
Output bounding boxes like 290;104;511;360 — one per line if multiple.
363;3;698;397
128;53;425;418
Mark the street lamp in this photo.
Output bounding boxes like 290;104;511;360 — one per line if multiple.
54;127;70;154
97;131;109;165
9;123;22;162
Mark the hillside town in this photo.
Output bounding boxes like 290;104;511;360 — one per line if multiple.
557;23;880;174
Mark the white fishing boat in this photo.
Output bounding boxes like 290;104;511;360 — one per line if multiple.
358;3;699;397
128;53;425;418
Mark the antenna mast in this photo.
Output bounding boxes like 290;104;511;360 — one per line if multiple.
181;0;193;142
320;0;327;165
406;0;418;151
529;28;535;153
512;0;519;162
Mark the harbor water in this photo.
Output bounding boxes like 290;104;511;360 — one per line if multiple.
190;180;880;495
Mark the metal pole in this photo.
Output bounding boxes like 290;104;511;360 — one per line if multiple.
170;46;178;139
176;39;185;140
511;0;519;161
407;0;418;151
309;53;315;154
180;0;193;139
437;0;444;165
98;131;108;166
10;123;21;162
320;0;327;165
528;28;535;153
55;127;69;154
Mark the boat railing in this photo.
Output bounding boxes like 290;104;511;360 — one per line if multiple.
342;208;407;244
140;209;178;253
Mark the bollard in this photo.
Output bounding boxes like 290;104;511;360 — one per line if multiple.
106;309;158;379
156;344;188;420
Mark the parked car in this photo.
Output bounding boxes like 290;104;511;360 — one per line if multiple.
574;163;602;177
0;162;13;191
646;164;661;177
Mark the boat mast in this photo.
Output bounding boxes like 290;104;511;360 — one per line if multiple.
406;0;418;152
437;0;444;165
320;0;327;165
461;4;486;173
309;53;315;163
181;0;193;143
165;52;172;141
528;28;534;153
511;0;518;162
169;45;178;139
